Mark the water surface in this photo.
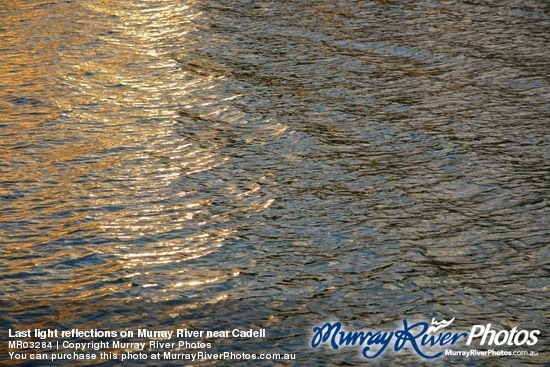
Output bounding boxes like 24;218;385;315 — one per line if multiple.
1;0;548;365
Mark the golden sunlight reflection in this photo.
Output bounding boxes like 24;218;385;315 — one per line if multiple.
120;229;234;265
169;294;230;314
173;270;240;288
1;0;289;306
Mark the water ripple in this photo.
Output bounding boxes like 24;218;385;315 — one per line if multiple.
1;0;548;365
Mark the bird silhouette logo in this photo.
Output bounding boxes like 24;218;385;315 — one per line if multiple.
427;318;456;333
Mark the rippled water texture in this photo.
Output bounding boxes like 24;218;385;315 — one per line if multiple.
1;0;549;365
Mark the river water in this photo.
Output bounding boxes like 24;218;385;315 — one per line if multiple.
1;0;548;366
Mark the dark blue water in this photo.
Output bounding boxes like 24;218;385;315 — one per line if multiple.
1;0;548;365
